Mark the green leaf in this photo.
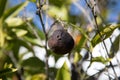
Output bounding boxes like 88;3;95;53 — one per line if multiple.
3;1;29;20
21;57;45;74
0;63;17;77
0;0;7;18
36;28;45;40
96;16;102;25
73;52;82;64
49;0;71;7
56;61;71;80
28;0;36;3
31;74;47;80
23;36;43;47
91;24;120;47
0;68;17;77
17;39;34;52
7;39;34;60
48;67;57;79
11;41;20;60
110;35;120;57
70;23;90;41
47;6;68;20
26;22;45;40
12;28;28;37
75;35;87;52
92;56;111;64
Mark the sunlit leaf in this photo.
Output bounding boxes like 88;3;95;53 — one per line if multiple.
4;63;12;68
49;0;71;7
0;0;7;18
96;16;102;25
12;28;28;37
91;24;120;47
21;57;45;74
0;63;17;77
31;74;46;80
28;0;36;3
5;17;24;27
74;52;82;64
0;20;5;47
92;56;111;64
47;6;68;20
0;29;5;47
56;61;71;80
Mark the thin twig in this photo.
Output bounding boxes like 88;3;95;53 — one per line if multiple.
85;0;118;80
36;0;49;79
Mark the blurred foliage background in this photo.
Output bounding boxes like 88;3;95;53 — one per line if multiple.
0;0;120;80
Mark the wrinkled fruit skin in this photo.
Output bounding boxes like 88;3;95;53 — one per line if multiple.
48;29;74;55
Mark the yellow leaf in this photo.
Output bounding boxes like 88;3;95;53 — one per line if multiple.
0;19;5;47
47;6;68;20
12;29;28;37
74;52;82;64
5;17;24;27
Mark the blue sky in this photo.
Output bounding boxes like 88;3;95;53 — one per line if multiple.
8;0;120;29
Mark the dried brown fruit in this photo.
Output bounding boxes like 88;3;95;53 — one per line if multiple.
48;29;74;55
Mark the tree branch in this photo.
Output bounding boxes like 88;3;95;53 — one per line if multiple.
36;0;49;79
